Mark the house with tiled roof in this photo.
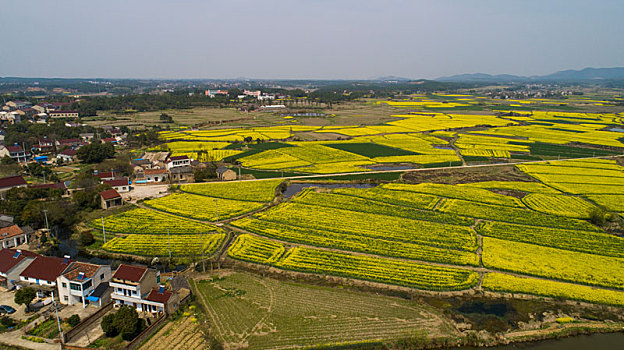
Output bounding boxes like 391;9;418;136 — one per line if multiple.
57;262;112;307
93;171;116;181
0;225;29;249
0;248;38;289
102;177;130;193
20;255;72;296
0;144;30;162
100;189;122;209
55;138;81;148
0;176;27;198
145;286;180;314
111;264;163;314
48;111;79;119
57;148;77;163
143;168;168;183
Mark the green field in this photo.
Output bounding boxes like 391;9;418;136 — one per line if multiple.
193;271;458;349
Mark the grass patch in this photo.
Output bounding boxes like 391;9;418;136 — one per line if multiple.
509;142;619;158
223;142;292;162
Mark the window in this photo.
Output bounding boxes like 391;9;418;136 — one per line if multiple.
100;274;105;280
70;283;81;291
63;296;68;301
83;279;92;290
62;282;67;288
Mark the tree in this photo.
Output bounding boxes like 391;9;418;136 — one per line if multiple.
101;314;117;337
76;143;115;163
15;287;36;312
80;232;95;246
159;113;173;123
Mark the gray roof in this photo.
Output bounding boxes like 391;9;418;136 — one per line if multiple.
90;282;110;298
216;166;232;175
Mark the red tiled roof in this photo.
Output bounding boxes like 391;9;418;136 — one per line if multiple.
146;288;173;304
102;138;117;142
144;169;167;175
57;138;80;144
112;264;147;282
29;183;66;190
63;262;101;281
20;255;71;282
94;171;115;179
60;149;77;156
0;225;24;240
100;189;121;200
0;176;27;189
103;178;129;187
169;155;189;161
6;145;23;152
0;249;38;274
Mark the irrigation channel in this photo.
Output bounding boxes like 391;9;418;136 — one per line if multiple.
455;332;624;349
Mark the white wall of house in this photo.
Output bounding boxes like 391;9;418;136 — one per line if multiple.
0;257;35;289
57;266;112;307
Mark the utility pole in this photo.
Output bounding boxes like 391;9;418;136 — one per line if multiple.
101;217;106;244
42;210;50;232
167;228;172;259
52;291;63;348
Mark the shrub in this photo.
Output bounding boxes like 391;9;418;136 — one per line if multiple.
67;314;81;327
1;316;16;328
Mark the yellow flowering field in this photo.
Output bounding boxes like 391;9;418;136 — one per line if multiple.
102;233;225;257
482;273;624;307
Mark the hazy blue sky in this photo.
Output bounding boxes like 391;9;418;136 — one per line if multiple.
1;0;623;79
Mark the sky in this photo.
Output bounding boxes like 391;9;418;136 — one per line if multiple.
1;0;623;80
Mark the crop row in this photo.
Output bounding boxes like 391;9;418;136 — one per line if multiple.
102;233;225;257
476;221;624;259
482;273;624;307
181;179;283;202
252;202;478;251
294;190;474;226
232;217;479;266
91;208;217;234
521;193;596;218
586;194;624;212
144;193;265;221
228;234;480;291
332;187;439;210
437;198;600;231
482;237;624;290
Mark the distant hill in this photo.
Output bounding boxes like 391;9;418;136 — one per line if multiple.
437;67;624;83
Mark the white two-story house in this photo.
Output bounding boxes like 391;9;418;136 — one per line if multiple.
110;264;159;311
57;262;112;308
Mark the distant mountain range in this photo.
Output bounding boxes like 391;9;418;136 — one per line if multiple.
436;67;624;83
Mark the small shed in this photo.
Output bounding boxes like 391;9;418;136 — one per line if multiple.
216;166;236;181
100;189;122;209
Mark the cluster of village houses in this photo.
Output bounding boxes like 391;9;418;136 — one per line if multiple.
0;99;239;210
0;217;186;315
0;100;127;165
